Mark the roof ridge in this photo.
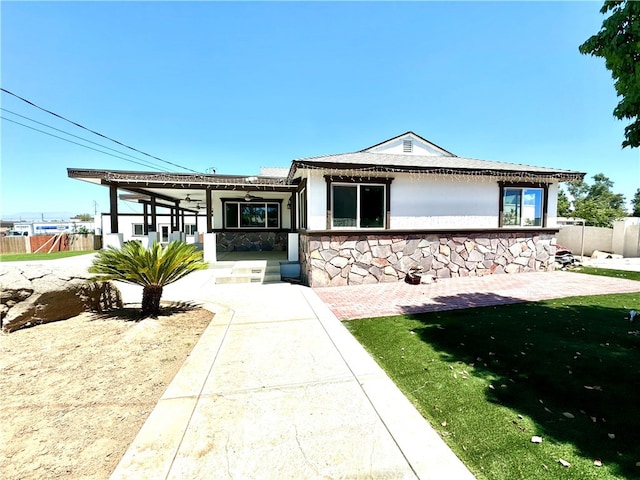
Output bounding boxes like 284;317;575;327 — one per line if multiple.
360;131;456;156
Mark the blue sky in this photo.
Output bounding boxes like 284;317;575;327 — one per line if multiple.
1;1;638;220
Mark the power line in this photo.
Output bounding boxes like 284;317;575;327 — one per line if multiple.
1;87;201;174
1;116;173;172
1;107;167;171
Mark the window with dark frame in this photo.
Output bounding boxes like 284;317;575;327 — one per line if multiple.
331;183;385;229
298;187;307;229
223;201;281;229
501;186;545;227
132;223;144;236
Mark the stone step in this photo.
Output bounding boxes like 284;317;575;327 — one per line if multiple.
215;274;264;284
211;259;299;284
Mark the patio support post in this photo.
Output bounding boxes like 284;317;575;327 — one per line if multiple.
143;203;149;235
172;201;180;232
206;187;213;233
289;193;296;230
150;197;157;233
109;184;119;233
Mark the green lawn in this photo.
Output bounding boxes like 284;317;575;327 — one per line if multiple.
0;250;95;262
347;291;640;480
570;266;640;282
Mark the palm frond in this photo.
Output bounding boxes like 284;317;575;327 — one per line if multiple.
89;240;208;287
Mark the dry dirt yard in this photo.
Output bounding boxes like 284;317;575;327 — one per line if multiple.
0;307;212;480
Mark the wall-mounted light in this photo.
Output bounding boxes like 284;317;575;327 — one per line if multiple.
287;198;291;209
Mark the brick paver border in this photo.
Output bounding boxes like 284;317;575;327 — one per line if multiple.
314;271;640;320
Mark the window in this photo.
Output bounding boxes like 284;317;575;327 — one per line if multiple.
298;187;307;229
184;224;197;235
403;139;413;153
332;183;385;228
224;201;280;229
132;223;144;236
502;187;544;227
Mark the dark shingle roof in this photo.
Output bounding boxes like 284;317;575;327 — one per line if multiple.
289;151;584;182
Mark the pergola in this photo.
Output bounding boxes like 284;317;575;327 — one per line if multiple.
67;168;299;235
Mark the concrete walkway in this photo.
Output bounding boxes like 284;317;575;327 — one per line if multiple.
111;274;476;480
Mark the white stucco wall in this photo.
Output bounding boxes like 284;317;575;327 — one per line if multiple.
546;183;559;227
307;172;328;230
366;136;448;156
304;171;561;231
390;176;498;228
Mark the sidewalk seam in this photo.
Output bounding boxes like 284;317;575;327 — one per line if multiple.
300;287;421;480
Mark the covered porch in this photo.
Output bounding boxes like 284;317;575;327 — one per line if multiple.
67;167;302;282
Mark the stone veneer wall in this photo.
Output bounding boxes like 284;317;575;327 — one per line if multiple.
299;231;556;288
216;231;288;252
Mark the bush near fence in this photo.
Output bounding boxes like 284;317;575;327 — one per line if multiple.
0;234;101;255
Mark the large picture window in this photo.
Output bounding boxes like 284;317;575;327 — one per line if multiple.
502;187;544;227
332;183;385;228
224;201;280;229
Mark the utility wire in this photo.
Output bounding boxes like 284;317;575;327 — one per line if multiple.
1;116;173;172
1;87;201;174
1;107;166;171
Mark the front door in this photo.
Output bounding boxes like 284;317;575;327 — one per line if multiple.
159;224;170;243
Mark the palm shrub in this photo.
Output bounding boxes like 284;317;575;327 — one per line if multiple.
89;240;208;316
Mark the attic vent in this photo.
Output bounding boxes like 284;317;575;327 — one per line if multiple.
403;139;413;153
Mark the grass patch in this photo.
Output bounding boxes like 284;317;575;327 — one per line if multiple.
569;266;640;282
0;250;95;262
347;292;640;479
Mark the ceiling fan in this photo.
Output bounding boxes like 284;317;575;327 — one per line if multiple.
183;194;203;203
243;192;263;201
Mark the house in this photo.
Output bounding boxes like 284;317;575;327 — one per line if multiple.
68;131;584;287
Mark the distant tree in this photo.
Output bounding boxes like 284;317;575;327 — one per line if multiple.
557;189;572;217
565;173;627;227
579;1;640;148
632;188;640;216
73;213;93;221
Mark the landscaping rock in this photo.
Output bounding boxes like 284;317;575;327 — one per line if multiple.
0;264;122;332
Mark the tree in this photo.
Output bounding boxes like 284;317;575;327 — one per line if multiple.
557;189;572;217
73;213;93;221
89;241;208;316
579;1;640;148
632;188;640;216
564;173;627;227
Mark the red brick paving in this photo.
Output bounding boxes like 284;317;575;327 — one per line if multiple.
313;271;640;320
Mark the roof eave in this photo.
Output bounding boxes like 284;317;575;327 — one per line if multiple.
288;161;584;182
